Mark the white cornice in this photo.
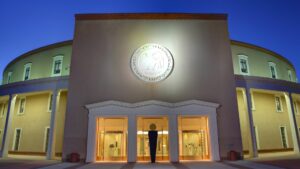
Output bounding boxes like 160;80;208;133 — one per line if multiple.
85;99;220;110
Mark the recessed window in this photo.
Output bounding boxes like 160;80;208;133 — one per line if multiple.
7;72;12;84
52;55;63;77
44;127;50;152
18;98;26;115
268;62;277;79
275;96;283;112
288;70;293;81
238;55;250;75
23;63;32;81
279;126;288;149
48;94;53;112
13;128;22;151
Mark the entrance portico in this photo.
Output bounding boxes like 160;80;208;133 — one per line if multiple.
85;100;220;162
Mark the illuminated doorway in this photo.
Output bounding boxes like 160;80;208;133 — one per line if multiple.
137;117;169;161
178;116;210;160
96;117;127;161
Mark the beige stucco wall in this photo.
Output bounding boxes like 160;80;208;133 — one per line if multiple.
0;96;9;150
232;44;297;82
237;89;294;151
65;18;241;160
293;94;300;135
8;93;51;153
2;45;72;84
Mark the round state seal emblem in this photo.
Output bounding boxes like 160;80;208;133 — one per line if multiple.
131;44;174;82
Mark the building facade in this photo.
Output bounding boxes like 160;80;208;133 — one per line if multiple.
0;14;299;162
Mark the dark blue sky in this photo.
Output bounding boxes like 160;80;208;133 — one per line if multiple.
0;0;299;82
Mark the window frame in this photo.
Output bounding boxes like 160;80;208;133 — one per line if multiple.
23;63;32;81
43;126;50;152
47;93;53;112
279;126;289;149
238;54;250;75
18;97;26;115
7;71;12;84
12;128;22;151
275;96;283;112
268;62;278;79
51;55;64;77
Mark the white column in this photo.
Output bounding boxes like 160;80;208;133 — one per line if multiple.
244;88;258;157
0;94;17;157
169;114;179;162
46;90;59;159
284;92;300;153
127;114;137;162
86;113;97;162
209;111;220;161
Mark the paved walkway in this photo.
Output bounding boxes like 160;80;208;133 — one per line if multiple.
36;161;286;169
0;158;295;169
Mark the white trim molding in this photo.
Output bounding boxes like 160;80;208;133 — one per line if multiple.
238;54;250;75
85;100;220;163
51;55;64;77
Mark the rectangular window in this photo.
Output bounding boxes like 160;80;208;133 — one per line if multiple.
269;62;277;79
23;63;32;81
238;55;250;75
13;128;22;151
7;72;12;84
44;127;50;152
48;94;53;112
280;126;288;149
275;96;283;112
288;70;293;81
18;98;26;115
52;55;63;77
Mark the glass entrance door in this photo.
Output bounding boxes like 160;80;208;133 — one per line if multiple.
178;116;210;160
137;117;169;161
96;117;127;161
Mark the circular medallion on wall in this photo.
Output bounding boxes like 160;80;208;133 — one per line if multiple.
131;43;174;82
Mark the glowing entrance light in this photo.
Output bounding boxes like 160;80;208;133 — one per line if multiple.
131;43;174;82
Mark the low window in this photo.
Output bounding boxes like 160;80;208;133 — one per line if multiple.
275;96;283;112
268;62;277;79
44;127;50;152
18;98;26;115
23;63;32;81
7;72;12;84
13;128;22;151
238;55;250;75
52;55;63;76
279;126;288;149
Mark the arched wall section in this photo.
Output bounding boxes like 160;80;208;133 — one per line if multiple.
2;41;72;85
